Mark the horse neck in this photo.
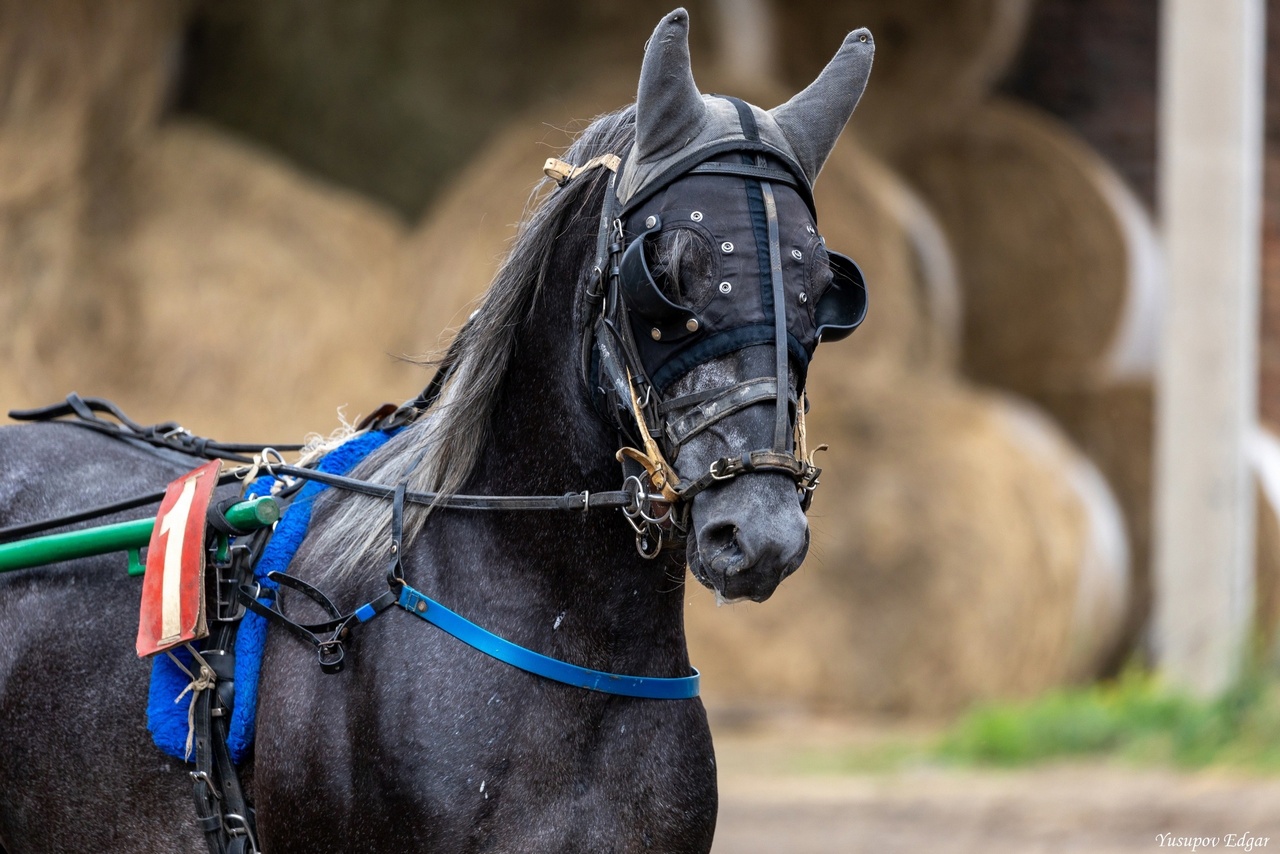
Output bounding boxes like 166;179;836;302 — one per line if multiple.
413;260;693;676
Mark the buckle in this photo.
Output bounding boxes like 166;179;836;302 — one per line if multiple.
709;456;745;481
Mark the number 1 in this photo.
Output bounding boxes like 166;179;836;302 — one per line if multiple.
159;474;200;641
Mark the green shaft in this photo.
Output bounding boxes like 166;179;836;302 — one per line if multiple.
0;496;280;575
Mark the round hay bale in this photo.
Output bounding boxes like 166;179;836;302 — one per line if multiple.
811;135;962;379
22;121;418;442
685;377;1130;716
1032;381;1155;671
0;0;182;405
898;98;1162;395
775;0;1035;152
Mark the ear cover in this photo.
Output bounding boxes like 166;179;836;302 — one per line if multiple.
815;252;868;342
769;28;875;185
635;8;709;162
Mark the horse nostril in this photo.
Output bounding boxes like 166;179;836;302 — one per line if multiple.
703;522;746;575
704;521;737;548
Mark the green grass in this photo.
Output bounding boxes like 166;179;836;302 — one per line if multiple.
937;665;1280;773
792;665;1280;775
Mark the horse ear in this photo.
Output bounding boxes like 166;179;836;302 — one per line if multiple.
635;8;708;162
769;28;875;184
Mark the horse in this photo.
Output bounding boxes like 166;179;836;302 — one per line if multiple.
0;9;873;852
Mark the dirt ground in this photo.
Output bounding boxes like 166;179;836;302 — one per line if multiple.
709;719;1280;854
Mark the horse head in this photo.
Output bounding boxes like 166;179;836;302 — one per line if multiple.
586;9;874;603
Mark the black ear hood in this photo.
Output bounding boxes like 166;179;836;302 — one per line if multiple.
619;9;874;210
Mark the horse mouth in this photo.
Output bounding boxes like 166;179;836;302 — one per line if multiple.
686;527;808;604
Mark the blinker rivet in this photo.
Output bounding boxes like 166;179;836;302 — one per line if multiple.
645;215;657;229
859;33;868;42
799;292;809;304
390;544;398;554
651;328;662;341
416;600;427;613
690;211;703;222
792;249;803;261
685;318;699;332
719;281;732;294
721;241;734;254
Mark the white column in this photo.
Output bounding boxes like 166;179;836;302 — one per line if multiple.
1154;0;1266;696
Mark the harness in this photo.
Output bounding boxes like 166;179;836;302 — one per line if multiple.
0;98;867;854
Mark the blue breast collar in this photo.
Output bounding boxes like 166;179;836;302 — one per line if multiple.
394;583;701;700
241;451;700;705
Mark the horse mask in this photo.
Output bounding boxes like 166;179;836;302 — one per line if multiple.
579;8;873;529
613;10;872;387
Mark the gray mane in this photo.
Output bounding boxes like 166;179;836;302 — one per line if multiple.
300;106;637;585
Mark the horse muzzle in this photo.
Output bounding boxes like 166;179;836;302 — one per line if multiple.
686;471;809;602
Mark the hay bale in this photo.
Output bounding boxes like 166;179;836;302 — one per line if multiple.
0;0;182;405
898;99;1162;396
1032;382;1155;672
776;0;1035;153
98;122;418;440
685;377;1130;716
7;121;418;442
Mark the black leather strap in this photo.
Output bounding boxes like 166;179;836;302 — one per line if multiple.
239;575;399;675
687;161;798;188
8;393;304;464
271;465;633;512
677;450;819;501
663;378;781;447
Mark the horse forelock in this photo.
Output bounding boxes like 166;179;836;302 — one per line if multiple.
299;106;638;585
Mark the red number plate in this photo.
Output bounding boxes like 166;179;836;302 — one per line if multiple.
136;460;220;657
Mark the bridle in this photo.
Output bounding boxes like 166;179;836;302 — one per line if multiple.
556;96;867;556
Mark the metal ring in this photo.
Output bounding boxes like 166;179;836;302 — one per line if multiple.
621;475;648;518
635;528;664;559
638;500;674;526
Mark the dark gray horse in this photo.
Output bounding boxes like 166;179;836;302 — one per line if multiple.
0;9;872;852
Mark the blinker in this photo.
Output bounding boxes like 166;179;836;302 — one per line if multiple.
617;215;702;343
815;251;868;342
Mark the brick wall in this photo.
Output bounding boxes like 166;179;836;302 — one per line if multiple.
1003;0;1280;430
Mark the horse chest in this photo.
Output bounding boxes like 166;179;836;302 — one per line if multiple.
254;679;717;852
251;617;716;853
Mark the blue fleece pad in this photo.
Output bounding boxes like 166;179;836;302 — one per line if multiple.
147;429;395;763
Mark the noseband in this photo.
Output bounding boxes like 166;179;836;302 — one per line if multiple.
553;98;867;557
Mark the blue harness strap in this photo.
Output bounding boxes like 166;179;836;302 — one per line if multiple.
396;583;700;700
